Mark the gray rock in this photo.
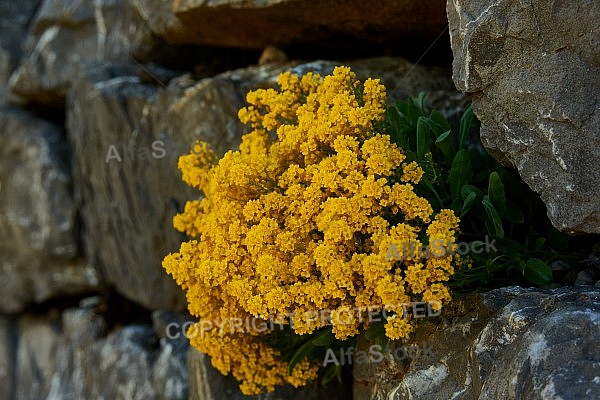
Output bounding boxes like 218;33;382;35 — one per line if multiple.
575;270;596;287
0;0;41;104
152;308;193;400
0;316;17;400
447;0;600;234
153;338;190;400
12;305;188;400
15;315;63;400
66;62;195;311
66;57;458;312
134;0;448;48
354;286;600;399
152;309;193;347
130;0;182;41
0;107;102;314
8;0;163;105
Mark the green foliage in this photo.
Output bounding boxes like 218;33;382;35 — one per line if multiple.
382;93;574;291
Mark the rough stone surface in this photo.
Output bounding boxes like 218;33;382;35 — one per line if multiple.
447;0;600;234
7;302;189;400
66;57;457;311
65;62;204;312
0;0;41;105
131;0;182;41
0;107;102;314
8;0;164;104
188;348;352;400
133;0;448;48
0;316;17;400
354;286;600;399
15;315;63;399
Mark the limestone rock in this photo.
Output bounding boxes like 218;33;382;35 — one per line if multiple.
258;46;289;66
0;316;17;400
133;0;448;49
354;286;600;399
66;57;457;311
15;315;64;399
0;107;102;314
66;62;190;311
130;0;182;41
11;303;188;399
8;0;163;105
0;0;40;105
447;0;600;234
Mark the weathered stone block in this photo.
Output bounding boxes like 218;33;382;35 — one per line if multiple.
447;0;600;233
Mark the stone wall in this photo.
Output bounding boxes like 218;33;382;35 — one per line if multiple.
0;0;598;399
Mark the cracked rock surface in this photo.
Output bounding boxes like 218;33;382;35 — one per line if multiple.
447;0;600;234
354;286;600;400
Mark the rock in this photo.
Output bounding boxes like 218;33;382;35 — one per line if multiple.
0;0;40;105
133;0;448;49
447;0;600;234
12;304;188;399
0;107;102;314
66;62;195;311
153;309;194;347
52;304;189;400
0;316;17;400
258;46;289;66
575;270;597;287
8;0;164;105
354;286;600;399
66;57;457;311
130;0;182;42
15;315;63;399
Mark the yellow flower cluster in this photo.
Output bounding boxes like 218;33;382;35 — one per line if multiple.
163;67;460;394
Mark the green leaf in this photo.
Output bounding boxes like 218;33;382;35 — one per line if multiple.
414;92;428;111
504;201;525;224
494;238;525;254
461;185;483;201
364;320;386;341
459;105;475;149
488;172;506;215
430;109;452;131
321;364;342;385
416;117;432;160
364;320;388;348
460;191;477;217
482;196;504;239
287;338;315;375
435;130;451;143
533;237;546;252
435;130;453;161
311;329;335;346
419;176;443;210
386;105;408;149
524;258;553;285
448;149;472;200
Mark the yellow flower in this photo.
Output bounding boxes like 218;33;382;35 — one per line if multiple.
401;161;424;183
384;314;414;340
163;66;460;394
